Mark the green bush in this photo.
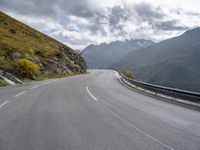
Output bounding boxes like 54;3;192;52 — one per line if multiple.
34;49;48;58
0;59;10;70
122;69;134;79
9;28;16;34
13;59;40;79
0;18;4;24
0;46;15;58
55;51;64;59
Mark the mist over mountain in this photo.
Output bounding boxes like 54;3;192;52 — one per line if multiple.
112;27;200;92
82;39;155;68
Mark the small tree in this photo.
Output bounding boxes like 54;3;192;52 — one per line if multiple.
9;28;16;34
122;69;134;79
34;49;48;58
13;59;40;79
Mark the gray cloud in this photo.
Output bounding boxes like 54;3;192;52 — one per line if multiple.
153;20;188;31
0;0;57;17
66;3;94;18
134;2;165;21
0;0;94;18
185;11;200;17
0;0;198;49
109;6;127;26
134;3;187;31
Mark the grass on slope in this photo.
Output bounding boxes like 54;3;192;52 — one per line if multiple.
0;11;69;56
35;72;85;81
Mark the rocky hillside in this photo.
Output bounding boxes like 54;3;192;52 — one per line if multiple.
82;39;155;68
112;28;200;92
0;11;86;80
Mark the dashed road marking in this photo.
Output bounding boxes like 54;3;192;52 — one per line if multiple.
0;101;9;108
91;76;96;80
14;90;26;98
30;85;39;90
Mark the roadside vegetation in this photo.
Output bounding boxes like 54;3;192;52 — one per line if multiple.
35;73;68;81
12;59;40;79
122;69;134;79
0;78;8;86
35;72;84;81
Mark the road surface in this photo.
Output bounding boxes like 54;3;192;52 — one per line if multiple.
0;70;199;150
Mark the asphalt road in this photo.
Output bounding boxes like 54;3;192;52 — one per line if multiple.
0;70;199;150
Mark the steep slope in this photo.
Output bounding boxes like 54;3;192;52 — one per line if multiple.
82;39;155;68
0;11;86;79
112;27;200;92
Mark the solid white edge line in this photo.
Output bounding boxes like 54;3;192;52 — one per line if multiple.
87;72;173;149
0;101;9;108
98;100;174;150
114;71;120;79
14;90;26;98
86;86;98;101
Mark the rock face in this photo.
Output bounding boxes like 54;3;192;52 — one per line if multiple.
39;46;87;74
5;45;87;76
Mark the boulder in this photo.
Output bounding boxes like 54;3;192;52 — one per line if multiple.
11;51;22;59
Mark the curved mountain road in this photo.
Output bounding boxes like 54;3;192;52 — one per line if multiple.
0;70;199;150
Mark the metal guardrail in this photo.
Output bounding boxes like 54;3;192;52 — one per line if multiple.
120;73;200;103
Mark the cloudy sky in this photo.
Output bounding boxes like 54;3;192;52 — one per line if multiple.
0;0;200;49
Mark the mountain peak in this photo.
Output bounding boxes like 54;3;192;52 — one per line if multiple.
82;39;155;68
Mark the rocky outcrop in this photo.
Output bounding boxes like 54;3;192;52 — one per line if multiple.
1;45;87;77
37;46;87;74
1;45;87;79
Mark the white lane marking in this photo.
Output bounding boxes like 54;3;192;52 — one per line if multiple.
14;90;27;98
98;102;174;150
0;101;9;108
42;82;49;85
30;85;39;90
86;86;98;101
91;76;96;80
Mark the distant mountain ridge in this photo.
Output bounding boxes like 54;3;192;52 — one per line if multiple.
82;39;155;68
112;27;200;92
